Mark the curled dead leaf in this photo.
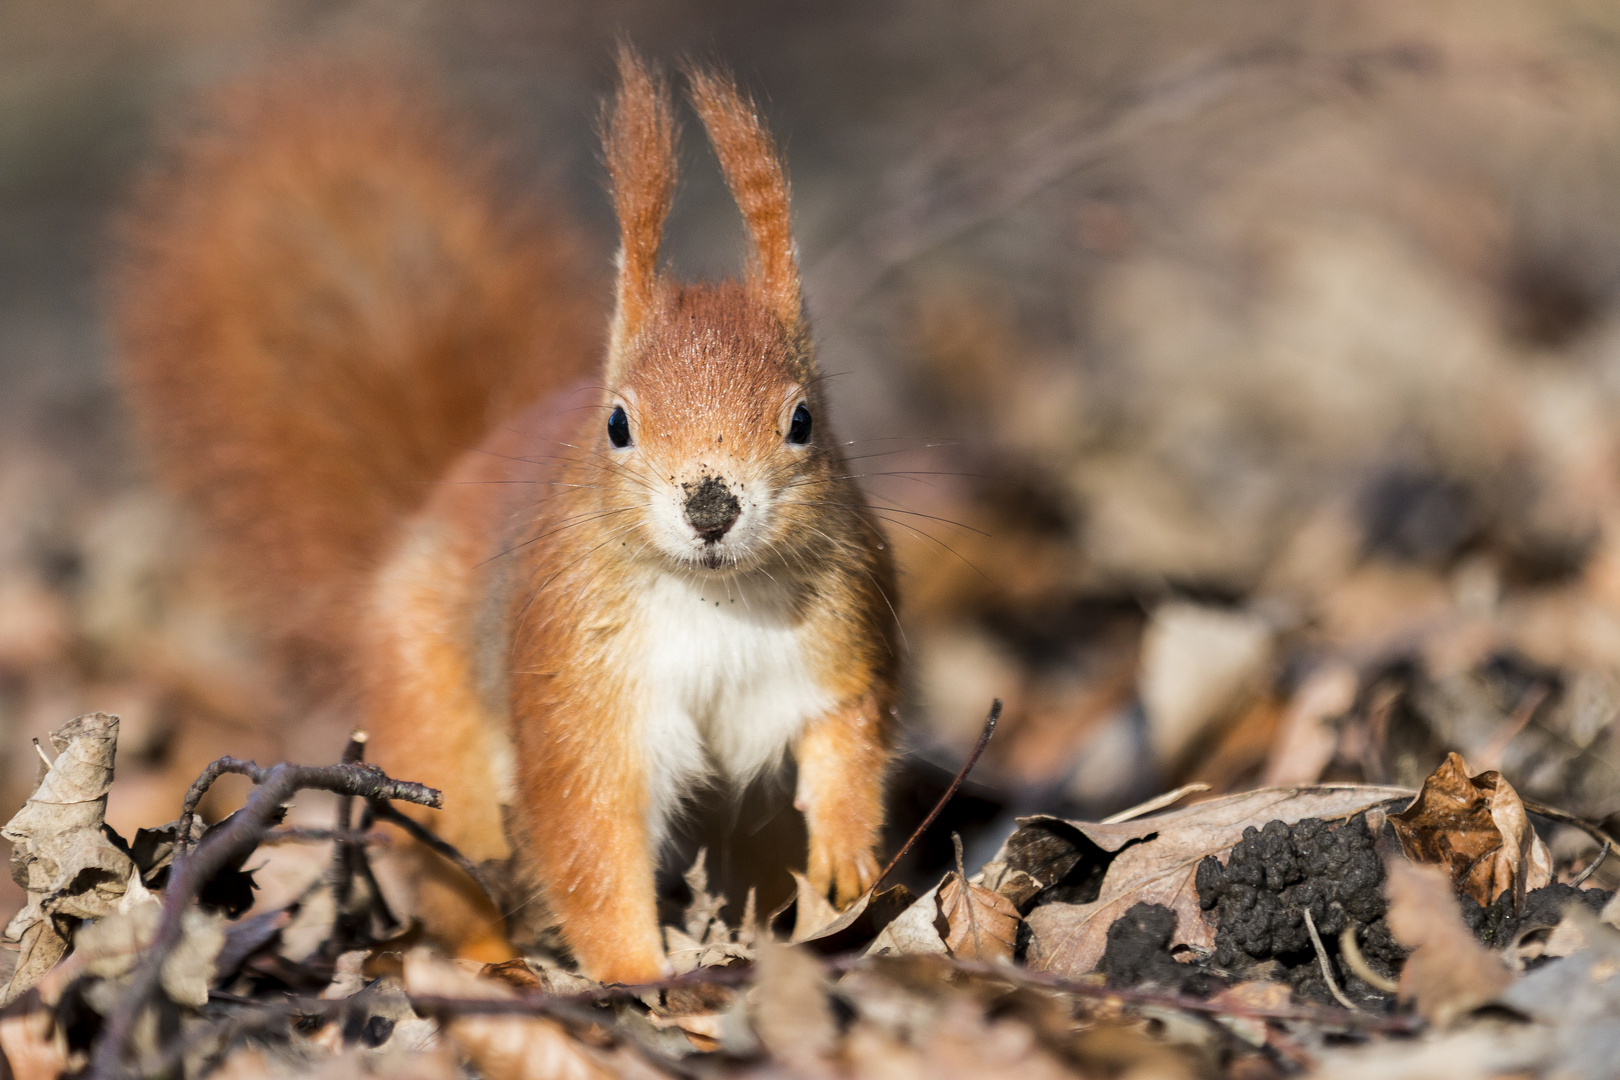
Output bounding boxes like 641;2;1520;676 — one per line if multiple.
1;713;132;1005
1391;752;1552;907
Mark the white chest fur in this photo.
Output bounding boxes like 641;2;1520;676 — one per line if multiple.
625;570;833;842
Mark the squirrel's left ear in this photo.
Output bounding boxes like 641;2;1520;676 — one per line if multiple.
686;66;805;340
604;47;677;376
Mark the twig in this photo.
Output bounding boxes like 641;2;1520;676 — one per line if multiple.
393;954;1418;1033
329;732;384;949
1339;923;1399;994
259;827;387;847
1570;839;1611;888
88;759;441;1080
937;957;1416;1032
367;799;500;909
1522;798;1620;858
872;699;1000;890
1475;683;1549;773
1302;909;1359;1012
176;757;261;854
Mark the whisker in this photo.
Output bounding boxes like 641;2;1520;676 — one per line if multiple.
477;505;645;568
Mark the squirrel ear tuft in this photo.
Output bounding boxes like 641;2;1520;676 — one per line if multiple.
685;65;804;335
603;46;677;373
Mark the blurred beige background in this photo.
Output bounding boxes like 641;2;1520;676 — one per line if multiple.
8;0;1620;910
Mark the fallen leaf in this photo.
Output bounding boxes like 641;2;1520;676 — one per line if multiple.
938;872;1020;962
479;958;543;992
1385;859;1514;1027
1;713;133;1005
73;869;225;1008
680;849;727;944
1390;752;1552;907
401;949;613;1080
865;884;949;958
749;944;836;1063
1140;602;1274;768
1262;663;1357;786
786;871;841;944
1015;784;1411;976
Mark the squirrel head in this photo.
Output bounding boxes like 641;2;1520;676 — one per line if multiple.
590;49;847;576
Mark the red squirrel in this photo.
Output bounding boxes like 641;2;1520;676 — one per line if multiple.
116;50;899;983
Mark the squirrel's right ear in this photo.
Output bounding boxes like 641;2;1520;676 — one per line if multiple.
603;47;677;378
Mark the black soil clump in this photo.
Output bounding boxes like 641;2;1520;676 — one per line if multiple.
1097;903;1223;997
1195;814;1404;1007
1460;881;1613;950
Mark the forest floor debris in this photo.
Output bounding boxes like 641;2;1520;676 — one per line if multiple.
2;712;1619;1078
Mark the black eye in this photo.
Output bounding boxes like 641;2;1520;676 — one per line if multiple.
787;402;812;445
607;405;631;448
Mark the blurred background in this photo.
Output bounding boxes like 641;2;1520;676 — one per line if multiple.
8;0;1620;922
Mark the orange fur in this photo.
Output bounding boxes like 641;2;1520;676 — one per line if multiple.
118;50;898;982
116;58;601;688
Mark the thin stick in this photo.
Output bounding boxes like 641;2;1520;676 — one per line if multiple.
1302;908;1359;1012
1570;839;1612;888
368;799;499;908
328;731;373;950
1523;798;1620;857
871;699;1000;891
259;827;387;846
1338;923;1398;994
88;760;441;1079
176;757;261;854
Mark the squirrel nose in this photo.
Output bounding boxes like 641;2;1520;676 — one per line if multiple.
684;476;741;542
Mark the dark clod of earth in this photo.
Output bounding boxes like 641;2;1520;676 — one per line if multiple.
1461;881;1613;955
1099;812;1617;1008
1098;903;1223;997
1194;814;1401;1007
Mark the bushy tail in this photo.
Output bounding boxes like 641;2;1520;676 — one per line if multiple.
116;59;601;686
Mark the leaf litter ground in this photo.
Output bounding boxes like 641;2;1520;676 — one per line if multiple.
3;711;1620;1079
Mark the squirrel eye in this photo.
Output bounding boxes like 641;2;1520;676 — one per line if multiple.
607;405;631;448
787;402;812;445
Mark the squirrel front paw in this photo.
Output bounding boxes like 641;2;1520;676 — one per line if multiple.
808;841;881;908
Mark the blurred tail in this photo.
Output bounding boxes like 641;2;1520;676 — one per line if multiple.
115;59;601;687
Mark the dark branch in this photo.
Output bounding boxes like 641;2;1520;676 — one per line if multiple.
872;699;1000;890
88;759;441;1079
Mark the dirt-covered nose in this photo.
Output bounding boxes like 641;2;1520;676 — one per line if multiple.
683;476;741;541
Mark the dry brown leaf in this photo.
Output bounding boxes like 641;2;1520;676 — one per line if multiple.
1139;603;1274;769
750;944;836;1063
680;849;727;944
1390;752;1552;907
938;872;1020;962
72;870;224;1009
865;883;949;958
401;949;614;1080
1;713;133;1005
1385;859;1514;1028
1017;784;1411;976
787;870;842;944
1262;663;1357;786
